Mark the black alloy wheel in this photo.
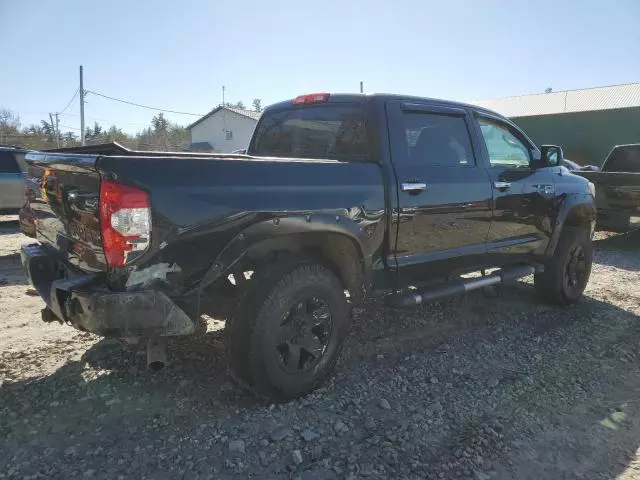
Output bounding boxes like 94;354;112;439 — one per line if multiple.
275;296;333;373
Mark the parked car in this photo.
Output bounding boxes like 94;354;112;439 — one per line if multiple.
0;145;28;215
574;144;640;232
20;93;595;400
563;158;580;170
563;158;600;172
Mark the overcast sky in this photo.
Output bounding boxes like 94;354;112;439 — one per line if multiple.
1;0;639;133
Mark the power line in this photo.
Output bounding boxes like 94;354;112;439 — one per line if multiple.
59;87;80;115
86;90;204;116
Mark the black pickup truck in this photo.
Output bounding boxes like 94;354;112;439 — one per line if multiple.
574;144;640;232
20;93;595;400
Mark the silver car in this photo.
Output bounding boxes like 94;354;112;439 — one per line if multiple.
0;146;28;214
563;158;601;172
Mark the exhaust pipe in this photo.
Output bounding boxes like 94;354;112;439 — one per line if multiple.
390;264;536;308
146;338;167;371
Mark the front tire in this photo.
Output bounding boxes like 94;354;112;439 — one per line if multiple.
227;260;349;401
535;227;593;305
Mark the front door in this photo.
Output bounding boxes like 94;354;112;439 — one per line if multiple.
387;101;493;282
474;114;556;257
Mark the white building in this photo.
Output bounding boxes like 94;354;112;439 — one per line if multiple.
187;106;260;153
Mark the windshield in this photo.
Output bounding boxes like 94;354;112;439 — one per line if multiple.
249;105;369;160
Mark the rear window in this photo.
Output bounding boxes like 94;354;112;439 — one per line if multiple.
0;151;20;173
250;105;369;160
604;145;640;172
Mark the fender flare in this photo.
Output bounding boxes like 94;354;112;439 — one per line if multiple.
545;193;596;257
198;213;372;295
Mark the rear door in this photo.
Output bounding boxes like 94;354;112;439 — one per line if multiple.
387;101;493;280
0;150;25;211
473;113;556;257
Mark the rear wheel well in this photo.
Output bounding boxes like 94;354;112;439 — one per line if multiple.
240;233;367;302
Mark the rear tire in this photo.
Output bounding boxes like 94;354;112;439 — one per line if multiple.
535;227;593;305
227;259;350;401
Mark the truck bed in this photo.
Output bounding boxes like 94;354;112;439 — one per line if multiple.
575;170;640;230
23;148;385;286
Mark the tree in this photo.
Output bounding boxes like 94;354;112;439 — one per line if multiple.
151;113;169;136
0;108;20;144
150;113;169;150
18;123;57;150
41;120;54;136
40;120;58;145
252;98;262;113
167;124;189;150
225;101;246;110
85;122;105;145
0;106;188;153
62;131;78;147
105;125;129;144
130;114;188;152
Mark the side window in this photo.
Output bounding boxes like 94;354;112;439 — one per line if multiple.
402;112;475;167
477;118;531;168
0;152;20;173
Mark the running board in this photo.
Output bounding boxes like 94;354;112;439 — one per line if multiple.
388;264;536;308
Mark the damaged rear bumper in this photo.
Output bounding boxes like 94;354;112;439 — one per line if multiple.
20;243;196;337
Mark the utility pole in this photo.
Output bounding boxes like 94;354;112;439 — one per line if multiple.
222;85;225;106
49;113;60;148
360;81;364;94
54;113;60;147
79;65;85;146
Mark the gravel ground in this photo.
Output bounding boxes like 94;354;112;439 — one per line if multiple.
2;215;640;479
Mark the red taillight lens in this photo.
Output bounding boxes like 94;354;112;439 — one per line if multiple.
99;180;151;268
293;93;330;105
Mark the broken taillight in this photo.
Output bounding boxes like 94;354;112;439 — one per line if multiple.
99;180;151;268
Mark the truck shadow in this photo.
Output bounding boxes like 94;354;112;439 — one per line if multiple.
593;230;640;271
0;218;29;287
2;283;640;478
0;253;29;287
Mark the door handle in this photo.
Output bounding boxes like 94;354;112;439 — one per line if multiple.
401;182;427;194
493;181;512;191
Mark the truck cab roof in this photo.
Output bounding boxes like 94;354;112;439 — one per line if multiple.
264;92;503;118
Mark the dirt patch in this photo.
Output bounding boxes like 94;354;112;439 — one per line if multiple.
2;221;640;479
